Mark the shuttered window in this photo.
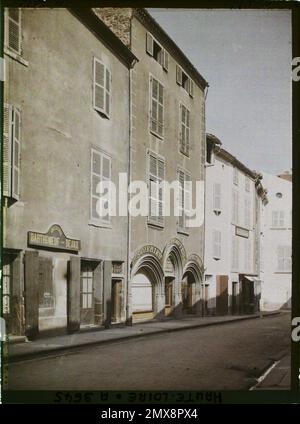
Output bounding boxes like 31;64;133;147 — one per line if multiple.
212;230;221;259
272;210;285;228
3;104;21;200
232;189;239;224
91;148;111;225
38;257;54;310
213;183;221;212
176;65;194;97
148;152;165;226
277;246;291;272
7;8;22;55
150;76;164;138
146;32;169;71
244;196;251;228
93;57;111;118
245;176;250;192
177;169;191;231
180;104;190;156
233;168;239;185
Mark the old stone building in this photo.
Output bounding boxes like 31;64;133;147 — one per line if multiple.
94;8;208;322
3;8;137;339
204;134;268;316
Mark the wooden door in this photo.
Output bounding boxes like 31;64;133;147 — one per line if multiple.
111;280;122;322
216;275;228;315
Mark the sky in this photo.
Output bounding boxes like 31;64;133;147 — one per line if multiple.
148;9;292;175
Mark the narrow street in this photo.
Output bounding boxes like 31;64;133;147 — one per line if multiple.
7;313;290;391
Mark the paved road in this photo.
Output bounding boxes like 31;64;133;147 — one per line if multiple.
6;313;290;390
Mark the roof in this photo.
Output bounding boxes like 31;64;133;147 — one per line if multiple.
135;8;209;90
206;133;222;146
69;8;138;68
217;148;257;180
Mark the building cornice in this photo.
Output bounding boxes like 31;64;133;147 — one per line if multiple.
134;8;209;90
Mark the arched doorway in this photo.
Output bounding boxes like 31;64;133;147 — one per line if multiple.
131;269;154;321
182;255;204;315
130;247;164;323
162;239;186;317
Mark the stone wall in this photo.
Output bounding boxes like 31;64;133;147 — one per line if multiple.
93;8;133;47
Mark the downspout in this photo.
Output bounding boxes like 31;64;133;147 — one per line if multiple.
202;85;208;315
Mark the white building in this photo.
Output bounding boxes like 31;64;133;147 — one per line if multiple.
260;172;292;311
204;134;268;316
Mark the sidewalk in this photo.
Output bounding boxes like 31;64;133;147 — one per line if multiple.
6;311;280;363
252;353;291;390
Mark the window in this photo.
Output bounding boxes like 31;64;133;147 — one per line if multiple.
38;257;54;310
3;104;21;200
93;57;111;118
180;104;190;156
91;148;112;225
81;263;94;310
232;189;239;224
272;211;285;228
6;8;22;55
150;76;164;138
148;152;165;226
176;65;194;97
232;237;239;270
146;32;169;71
212;230;221;259
277;246;291;272
2;262;12;315
177;169;191;231
233;168;239;185
213;183;221;212
245;176;250;192
244;196;251;228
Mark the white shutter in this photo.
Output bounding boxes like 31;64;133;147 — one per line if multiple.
272;211;278;227
146;32;154;56
279;211;285;227
91;149;102;220
105;68;111;118
93;58;105;113
277;246;285;271
189;79;194;97
157;82;164;137
12;108;21;200
213;183;221;211
213;230;221;259
184;174;192;224
3;104;12;197
178;170;185;229
8;8;21;55
163;50;169;71
176;65;182;85
157;159;165;224
186;109;190;156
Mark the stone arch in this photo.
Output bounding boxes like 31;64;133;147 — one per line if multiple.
182;254;204;315
130;246;164;321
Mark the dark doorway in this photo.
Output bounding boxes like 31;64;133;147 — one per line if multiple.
165;277;174;316
241;278;255;314
216;275;228;315
232;281;239;315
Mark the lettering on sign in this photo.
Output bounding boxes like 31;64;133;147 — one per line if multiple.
28;224;80;252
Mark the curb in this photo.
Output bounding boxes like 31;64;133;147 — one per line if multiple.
6;311;282;363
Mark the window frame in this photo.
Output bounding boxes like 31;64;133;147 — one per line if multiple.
93;57;111;119
177;167;192;234
147;150;165;228
179;102;191;157
90;147;112;228
149;74;165;140
212;229;221;260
